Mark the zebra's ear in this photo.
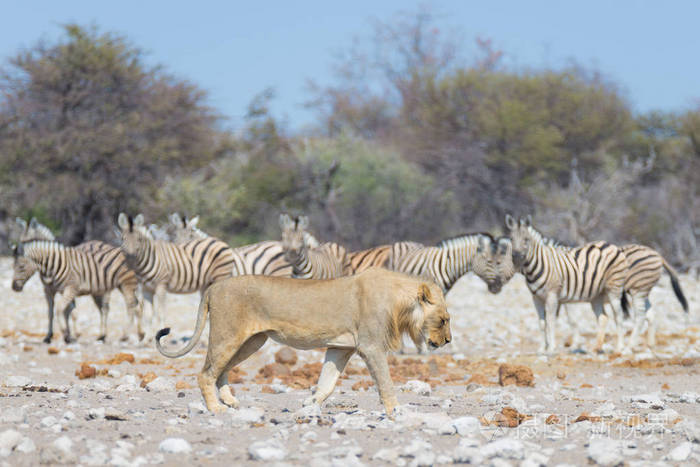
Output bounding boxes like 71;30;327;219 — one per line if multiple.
134;214;145;226
522;215;532;227
16;218;27;232
504;214;516;230
188;216;199;228
29;217;39;230
169;213;181;226
298;215;309;230
279;213;292;230
476;235;490;253
117;213;129;230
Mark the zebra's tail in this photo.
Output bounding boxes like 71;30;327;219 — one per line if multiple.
621;291;631;319
662;257;688;313
155;291;210;358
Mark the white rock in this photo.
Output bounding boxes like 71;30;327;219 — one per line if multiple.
481;438;524;460
54;435;73;453
453;438;484;464
5;375;31;387
667;442;693;462
15;437;35;454
119;374;137;386
301;431;318;443
522;451;549;467
587;438;623;466
402;438;432;458
438;421;456;435
625;393;665;409
401;380;431;396
0;407;26;423
332;412;368;431
40;416;58;428
159;437;192;454
146;377;175;392
39;436;77;464
90;380;112;391
62;411;76;421
679;392;700;403
87;407;105;420
248;438;287;461
187;401;206;416
0;430;23;451
268;383;291;393
372;447;399;462
452;416;482;437
230;407;265;425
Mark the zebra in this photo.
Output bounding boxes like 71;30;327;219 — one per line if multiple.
279;214;348;279
392;233;503;294
12;218;144;343
492;233;689;352
11;238;143;344
504;214;629;354
168;213;208;243
347;241;423;274
117;213;235;332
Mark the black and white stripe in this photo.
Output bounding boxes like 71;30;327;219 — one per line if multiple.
279;214;347;279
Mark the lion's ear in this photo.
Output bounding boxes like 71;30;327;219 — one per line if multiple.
418;283;434;305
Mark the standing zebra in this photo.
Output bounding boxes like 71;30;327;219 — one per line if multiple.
491;234;688;352
392;233;503;294
12;218;143;343
347;241;423;274
12;238;143;343
279;214;348;279
117;213;235;333
504;215;629;354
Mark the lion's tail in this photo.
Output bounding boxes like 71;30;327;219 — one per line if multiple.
155;290;210;358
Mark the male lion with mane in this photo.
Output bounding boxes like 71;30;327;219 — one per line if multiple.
155;267;451;416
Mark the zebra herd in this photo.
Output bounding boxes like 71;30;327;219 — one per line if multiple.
9;212;689;356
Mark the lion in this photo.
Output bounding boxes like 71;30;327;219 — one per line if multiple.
155;267;451;416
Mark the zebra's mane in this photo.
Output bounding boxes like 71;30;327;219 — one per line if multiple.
436;232;494;249
527;226;572;249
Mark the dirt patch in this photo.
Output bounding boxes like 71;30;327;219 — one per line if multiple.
140;372;157;388
489;407;532;427
498;364;534;387
75;363;97;379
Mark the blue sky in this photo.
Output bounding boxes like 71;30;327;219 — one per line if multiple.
1;1;698;131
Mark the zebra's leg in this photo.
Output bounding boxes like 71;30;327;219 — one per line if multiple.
532;296;547;354
154;284;167;335
591;297;608;353
91;294;109;342
605;291;626;354
645;298;657;348
544;293;559;354
626;292;648;353
120;284;144;342
43;286;56;343
55;287;78;343
216;333;268;408
304;347;355;407
563;305;583;349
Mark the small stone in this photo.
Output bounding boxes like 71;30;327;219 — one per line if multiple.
248;438;287;461
453;439;484;464
275;347;298;366
0;430;23;452
587;438;623;466
401;380;431;396
16;437;36;454
40;416;58;428
0;407;26;423
188;401;207;416
230;407;265;425
667;442;692;462
159;438;192;454
481;438;524;460
6;375;31;387
87;408;105;420
452;416;482;437
146;377;175;392
301;431;318;443
40;436;77;465
372;447;399;462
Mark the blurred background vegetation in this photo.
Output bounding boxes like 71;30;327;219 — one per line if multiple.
1;11;698;269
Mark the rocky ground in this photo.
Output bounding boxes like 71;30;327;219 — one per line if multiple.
1;256;700;466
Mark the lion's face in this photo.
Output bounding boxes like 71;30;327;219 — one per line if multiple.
418;284;452;349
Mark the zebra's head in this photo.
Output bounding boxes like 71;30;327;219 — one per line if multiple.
492;236;517;287
16;217;55;243
168;213;207;243
505;214;535;268
471;234;504;294
117;213;149;257
279;213;309;263
11;243;36;292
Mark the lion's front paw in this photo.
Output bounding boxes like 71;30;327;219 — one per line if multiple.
220;386;239;408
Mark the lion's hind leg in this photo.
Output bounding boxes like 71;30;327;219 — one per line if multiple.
217;333;268;408
198;332;262;413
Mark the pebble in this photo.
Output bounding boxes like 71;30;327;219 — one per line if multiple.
401;380;431;396
480;438;524;460
248;438;287;461
453;438;484;464
625;393;665;409
230;407;265;425
372;447;400;463
667;442;693;462
159;437;192;454
40;416;58;428
39;436;77;464
6;375;31;387
0;429;23;455
586;438;622;466
146;377;175;392
0;407;26;424
452;416;482;437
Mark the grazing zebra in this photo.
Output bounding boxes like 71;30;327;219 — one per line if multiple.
11;238;143;343
279;214;348;279
117;213;235;332
504;214;629;354
492;234;689;352
392;233;503;293
348;241;423;274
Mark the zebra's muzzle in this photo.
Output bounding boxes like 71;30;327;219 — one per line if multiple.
11;280;25;292
512;251;526;268
487;280;502;294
